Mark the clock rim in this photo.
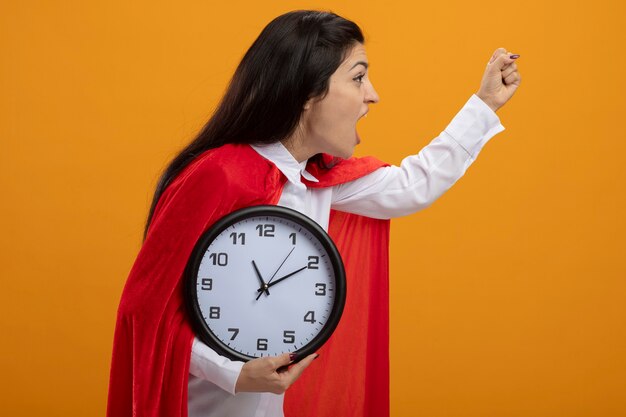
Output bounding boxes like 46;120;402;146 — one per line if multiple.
184;204;347;363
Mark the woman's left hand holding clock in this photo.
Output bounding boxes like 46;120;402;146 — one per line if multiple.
235;352;319;394
239;254;320;394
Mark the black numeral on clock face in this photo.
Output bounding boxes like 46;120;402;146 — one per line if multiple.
257;338;268;351
209;252;228;266
256;224;275;237
229;232;246;245
201;278;213;290
289;232;297;245
283;330;295;344
209;306;220;319
227;328;239;340
304;310;316;323
307;256;319;269
315;283;326;296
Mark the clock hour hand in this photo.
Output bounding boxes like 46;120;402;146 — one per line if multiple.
252;260;270;297
255;247;296;300
257;265;308;292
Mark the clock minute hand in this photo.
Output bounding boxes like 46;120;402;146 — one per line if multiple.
266;247;296;286
258;265;308;292
256;247;296;301
252;260;270;297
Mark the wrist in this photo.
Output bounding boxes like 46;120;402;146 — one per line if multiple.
475;93;499;113
234;362;249;393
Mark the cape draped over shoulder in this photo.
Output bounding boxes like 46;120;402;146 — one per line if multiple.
107;143;390;417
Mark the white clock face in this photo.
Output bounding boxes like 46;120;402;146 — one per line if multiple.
192;210;342;359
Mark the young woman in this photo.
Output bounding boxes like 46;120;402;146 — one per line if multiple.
107;9;521;417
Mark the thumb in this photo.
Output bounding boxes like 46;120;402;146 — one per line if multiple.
488;52;520;72
488;47;507;64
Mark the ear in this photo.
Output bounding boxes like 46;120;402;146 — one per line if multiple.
304;92;325;111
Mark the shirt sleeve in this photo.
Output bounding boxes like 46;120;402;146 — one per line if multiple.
189;336;245;395
330;94;505;219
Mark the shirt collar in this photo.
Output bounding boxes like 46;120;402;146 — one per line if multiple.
250;142;319;184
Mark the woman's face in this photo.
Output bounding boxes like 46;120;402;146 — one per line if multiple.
298;43;380;160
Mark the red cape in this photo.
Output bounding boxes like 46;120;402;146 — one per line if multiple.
107;143;390;417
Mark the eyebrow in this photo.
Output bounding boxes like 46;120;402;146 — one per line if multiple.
349;61;369;71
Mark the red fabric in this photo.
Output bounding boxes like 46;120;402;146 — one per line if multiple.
284;156;391;417
107;143;390;417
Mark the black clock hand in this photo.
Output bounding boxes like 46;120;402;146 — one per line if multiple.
257;265;308;292
255;246;296;300
252;260;270;297
266;247;296;285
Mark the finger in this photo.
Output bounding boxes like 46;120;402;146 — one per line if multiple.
491;53;519;71
281;353;319;384
501;61;517;73
504;71;521;86
501;64;518;79
272;352;295;369
488;47;508;64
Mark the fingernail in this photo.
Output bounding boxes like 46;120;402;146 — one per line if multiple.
510;54;520;59
289;353;297;362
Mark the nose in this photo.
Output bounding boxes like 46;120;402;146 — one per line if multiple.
365;79;380;104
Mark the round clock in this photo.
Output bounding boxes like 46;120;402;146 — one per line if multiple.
184;205;346;363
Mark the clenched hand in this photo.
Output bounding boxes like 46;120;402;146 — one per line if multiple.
476;47;522;112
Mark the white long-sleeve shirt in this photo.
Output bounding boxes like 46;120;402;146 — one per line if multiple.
187;94;505;417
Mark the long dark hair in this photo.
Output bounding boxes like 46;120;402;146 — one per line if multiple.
143;10;364;239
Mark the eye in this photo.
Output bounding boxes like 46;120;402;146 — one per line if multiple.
353;74;365;84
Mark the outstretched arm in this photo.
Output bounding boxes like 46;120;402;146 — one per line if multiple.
331;48;521;219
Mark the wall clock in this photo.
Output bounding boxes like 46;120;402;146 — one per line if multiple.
185;205;346;363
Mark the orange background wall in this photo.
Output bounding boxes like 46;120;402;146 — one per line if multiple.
1;1;625;416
